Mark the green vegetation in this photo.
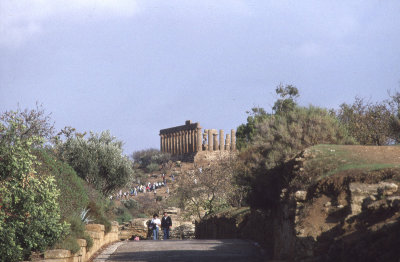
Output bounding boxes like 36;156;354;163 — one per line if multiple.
132;148;171;172
56;129;133;194
337;92;400;145
236;86;355;209
236;84;300;150
0;108;68;262
175;157;246;220
302;144;400;180
35;150;89;219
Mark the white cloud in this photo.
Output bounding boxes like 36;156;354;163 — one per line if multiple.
0;0;140;48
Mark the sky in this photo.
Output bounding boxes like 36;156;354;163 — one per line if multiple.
1;0;399;154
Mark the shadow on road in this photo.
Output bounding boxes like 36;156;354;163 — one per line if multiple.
107;239;264;262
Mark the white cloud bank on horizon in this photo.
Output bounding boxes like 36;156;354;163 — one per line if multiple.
0;0;140;48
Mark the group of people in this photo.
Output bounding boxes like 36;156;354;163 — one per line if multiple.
149;212;172;240
110;173;172;200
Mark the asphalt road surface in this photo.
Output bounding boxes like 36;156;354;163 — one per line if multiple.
95;239;264;262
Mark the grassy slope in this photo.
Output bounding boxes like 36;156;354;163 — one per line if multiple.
302;144;400;180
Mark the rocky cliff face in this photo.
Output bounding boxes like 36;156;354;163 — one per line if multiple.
196;168;400;262
275;168;400;261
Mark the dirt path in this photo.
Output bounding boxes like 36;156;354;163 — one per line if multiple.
96;239;264;262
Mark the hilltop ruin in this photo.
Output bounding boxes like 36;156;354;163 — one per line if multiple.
159;120;236;162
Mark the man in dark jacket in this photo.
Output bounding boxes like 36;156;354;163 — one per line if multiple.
161;211;172;240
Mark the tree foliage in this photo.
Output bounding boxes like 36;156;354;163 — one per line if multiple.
337;96;396;145
175;156;246;220
237;105;354;209
236;84;299;150
131;148;171;172
56;130;133;195
0;109;67;262
272;84;300;114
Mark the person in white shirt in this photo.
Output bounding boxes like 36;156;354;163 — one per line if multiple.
151;214;161;240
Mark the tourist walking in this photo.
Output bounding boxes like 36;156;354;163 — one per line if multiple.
151;214;161;240
161;211;172;240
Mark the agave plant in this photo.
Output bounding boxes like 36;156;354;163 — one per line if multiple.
80;208;94;224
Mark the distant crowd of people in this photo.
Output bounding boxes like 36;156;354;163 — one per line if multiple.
110;173;174;200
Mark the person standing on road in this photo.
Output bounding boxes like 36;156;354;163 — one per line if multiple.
151;214;161;240
161;211;172;240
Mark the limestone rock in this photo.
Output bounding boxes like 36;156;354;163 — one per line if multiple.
295;191;307;202
44;249;71;259
377;182;398;196
171;222;195;239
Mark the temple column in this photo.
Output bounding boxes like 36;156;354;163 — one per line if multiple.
165;134;168;153
185;130;189;154
197;128;202;152
190;130;197;153
168;134;171;153
219;130;224;151
213;130;218;151
208;129;213;151
180;131;184;154
162;134;166;152
177;131;181;155
182;131;185;154
189;130;193;153
173;133;178;155
182;131;186;154
225;134;231;150
160;134;163;152
231;129;236;150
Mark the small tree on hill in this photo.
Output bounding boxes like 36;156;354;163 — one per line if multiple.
236;84;299;150
175;156;245;220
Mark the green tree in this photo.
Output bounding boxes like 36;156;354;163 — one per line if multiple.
175;156;245;220
0;109;67;262
388;91;400;143
236;84;299;150
56;130;133;195
238;106;354;209
236;107;270;150
272;84;299;114
337;97;393;145
131;148;171;171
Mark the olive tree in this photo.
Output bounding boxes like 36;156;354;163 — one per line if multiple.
56;130;133;194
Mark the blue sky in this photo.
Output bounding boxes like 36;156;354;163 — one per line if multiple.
1;0;399;154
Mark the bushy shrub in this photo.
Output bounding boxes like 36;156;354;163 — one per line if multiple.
114;206;132;224
146;162;160;173
0;109;67;261
87;200;112;233
238;105;354;209
35;150;89;219
122;199;139;210
54;215;93;253
132;148;171;169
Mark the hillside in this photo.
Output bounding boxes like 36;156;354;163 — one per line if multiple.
196;145;400;261
298;144;400;180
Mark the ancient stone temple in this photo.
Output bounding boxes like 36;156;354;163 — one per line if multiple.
159;120;236;157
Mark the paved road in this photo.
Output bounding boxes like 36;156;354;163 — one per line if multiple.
95;239;264;262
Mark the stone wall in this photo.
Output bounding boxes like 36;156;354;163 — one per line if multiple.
36;222;119;262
